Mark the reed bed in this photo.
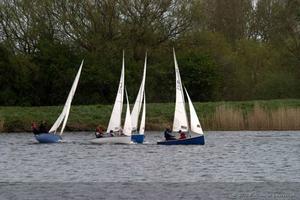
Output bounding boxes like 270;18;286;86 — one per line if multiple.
1;99;300;132
202;103;300;131
0;119;4;132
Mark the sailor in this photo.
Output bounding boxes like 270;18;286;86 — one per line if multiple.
178;130;186;139
39;121;48;133
31;122;40;135
109;130;115;137
120;128;126;136
164;128;176;140
95;126;104;138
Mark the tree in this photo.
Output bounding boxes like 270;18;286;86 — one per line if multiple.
191;0;254;42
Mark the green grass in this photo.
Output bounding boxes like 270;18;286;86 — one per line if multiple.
1;99;300;132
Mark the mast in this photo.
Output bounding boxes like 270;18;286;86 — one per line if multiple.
123;88;132;136
131;53;147;132
172;48;189;133
106;51;125;133
139;92;146;134
49;60;84;135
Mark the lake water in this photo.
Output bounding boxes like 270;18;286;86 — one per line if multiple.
0;131;299;199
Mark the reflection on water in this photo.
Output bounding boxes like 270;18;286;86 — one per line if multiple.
0;131;299;183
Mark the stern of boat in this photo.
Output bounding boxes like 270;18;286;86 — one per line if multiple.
131;134;145;143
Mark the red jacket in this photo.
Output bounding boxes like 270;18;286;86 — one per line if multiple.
179;133;186;139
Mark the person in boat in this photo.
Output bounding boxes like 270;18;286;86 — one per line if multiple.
39;121;48;133
31;122;40;135
178;130;186;140
164;128;176;140
95;126;104;138
119;128;126;136
109;130;115;137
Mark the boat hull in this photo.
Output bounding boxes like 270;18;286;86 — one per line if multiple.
131;134;145;144
34;133;62;143
90;136;131;144
157;135;205;145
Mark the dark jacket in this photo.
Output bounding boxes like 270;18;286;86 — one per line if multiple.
39;123;48;133
164;130;175;140
95;132;104;138
32;128;40;135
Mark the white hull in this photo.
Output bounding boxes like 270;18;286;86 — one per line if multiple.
90;136;131;144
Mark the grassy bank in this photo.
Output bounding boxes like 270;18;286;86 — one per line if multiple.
1;99;300;132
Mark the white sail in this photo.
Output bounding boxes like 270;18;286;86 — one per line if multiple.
172;49;189;132
131;53;147;131
49;108;65;133
106;51;125;133
139;93;146;135
49;60;84;135
184;88;203;135
123;89;132;136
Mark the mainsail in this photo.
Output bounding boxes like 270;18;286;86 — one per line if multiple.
139;93;146;135
184;88;203;135
49;60;84;135
107;51;125;133
172;49;189;132
131;53;147;131
123;89;132;136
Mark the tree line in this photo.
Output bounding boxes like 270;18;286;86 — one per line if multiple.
0;0;299;106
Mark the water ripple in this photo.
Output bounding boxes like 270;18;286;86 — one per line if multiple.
0;131;299;182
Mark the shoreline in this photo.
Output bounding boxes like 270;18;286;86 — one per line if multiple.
1;99;300;132
2;130;300;134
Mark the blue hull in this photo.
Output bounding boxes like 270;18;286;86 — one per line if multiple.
131;134;145;144
34;133;62;143
157;135;205;145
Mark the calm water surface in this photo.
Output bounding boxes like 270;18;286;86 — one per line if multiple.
0;131;299;183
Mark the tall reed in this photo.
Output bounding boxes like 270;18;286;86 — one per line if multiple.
202;103;300;130
0;119;4;132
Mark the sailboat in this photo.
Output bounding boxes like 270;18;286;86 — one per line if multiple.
157;50;205;145
34;60;84;143
90;52;132;144
131;54;147;143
